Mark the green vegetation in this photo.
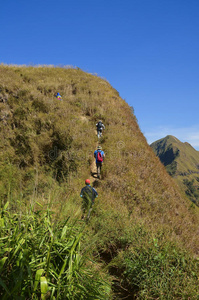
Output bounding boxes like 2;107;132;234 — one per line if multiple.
0;65;199;299
151;135;199;206
183;178;199;206
0;202;110;299
151;135;199;176
110;226;199;299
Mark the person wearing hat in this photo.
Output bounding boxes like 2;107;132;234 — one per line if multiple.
94;146;105;179
80;179;98;219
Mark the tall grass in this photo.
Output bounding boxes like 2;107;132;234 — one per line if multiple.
0;201;110;299
101;224;199;299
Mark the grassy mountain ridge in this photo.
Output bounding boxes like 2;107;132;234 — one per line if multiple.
0;65;199;299
151;135;199;206
150;135;199;175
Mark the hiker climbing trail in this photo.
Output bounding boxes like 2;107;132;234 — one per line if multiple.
96;120;105;139
80;179;98;221
79;121;106;222
94;145;105;179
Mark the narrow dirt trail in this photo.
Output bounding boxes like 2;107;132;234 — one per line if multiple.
83;121;102;185
80;117;98;184
89;140;99;184
90;158;97;184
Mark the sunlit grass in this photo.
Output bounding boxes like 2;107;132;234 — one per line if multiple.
0;65;199;299
0;201;111;299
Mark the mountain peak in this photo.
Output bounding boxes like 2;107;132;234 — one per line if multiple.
151;135;199;206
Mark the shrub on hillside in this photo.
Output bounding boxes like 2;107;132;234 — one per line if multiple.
109;228;199;299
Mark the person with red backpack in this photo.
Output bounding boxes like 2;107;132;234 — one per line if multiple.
94;146;105;179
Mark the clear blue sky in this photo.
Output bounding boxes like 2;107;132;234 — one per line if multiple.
1;0;199;149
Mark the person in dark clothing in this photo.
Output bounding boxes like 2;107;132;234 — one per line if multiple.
96;120;105;138
80;179;98;219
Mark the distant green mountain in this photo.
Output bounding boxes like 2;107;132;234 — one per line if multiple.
151;135;199;205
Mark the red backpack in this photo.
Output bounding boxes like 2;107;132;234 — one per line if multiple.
97;151;103;162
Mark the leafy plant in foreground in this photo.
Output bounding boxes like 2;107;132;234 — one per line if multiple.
0;202;110;299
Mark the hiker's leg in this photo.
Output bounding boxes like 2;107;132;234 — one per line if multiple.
87;207;93;220
97;163;100;178
99;163;102;178
81;199;89;219
97;163;102;179
81;207;86;220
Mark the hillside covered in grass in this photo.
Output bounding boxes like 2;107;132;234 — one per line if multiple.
0;65;199;299
151;135;199;206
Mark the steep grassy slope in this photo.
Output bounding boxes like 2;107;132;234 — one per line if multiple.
0;65;199;299
151;135;199;206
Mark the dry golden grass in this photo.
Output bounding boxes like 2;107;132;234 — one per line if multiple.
0;65;199;298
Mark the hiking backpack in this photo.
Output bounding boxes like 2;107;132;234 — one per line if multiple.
97;121;102;128
97;151;103;162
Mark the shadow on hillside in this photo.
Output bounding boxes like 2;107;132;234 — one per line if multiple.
92;179;101;188
91;171;98;179
99;250;136;300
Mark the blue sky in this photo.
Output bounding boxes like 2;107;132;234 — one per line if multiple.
1;0;199;149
